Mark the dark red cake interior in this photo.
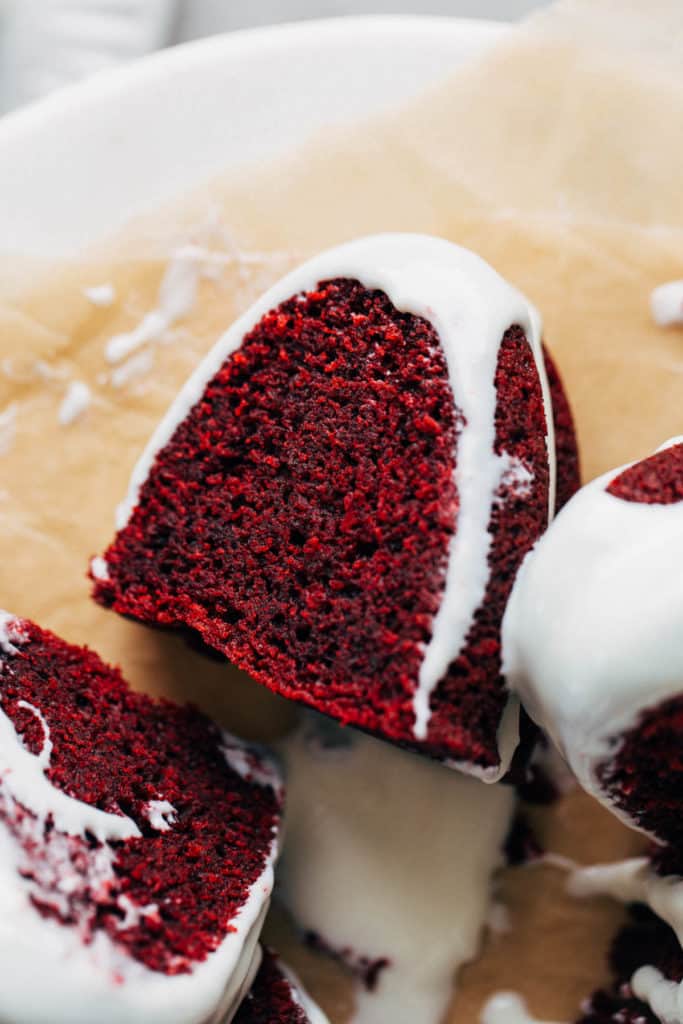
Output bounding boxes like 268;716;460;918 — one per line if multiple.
424;323;550;765
542;346;581;513
597;443;683;850
598;693;683;852
235;952;311;1024
607;442;683;505
0;620;280;974
95;277;570;769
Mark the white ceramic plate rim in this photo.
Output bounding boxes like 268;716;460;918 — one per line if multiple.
0;15;506;259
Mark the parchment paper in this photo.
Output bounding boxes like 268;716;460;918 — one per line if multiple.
1;0;681;1019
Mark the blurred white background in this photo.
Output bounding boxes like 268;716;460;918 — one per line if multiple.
0;0;549;113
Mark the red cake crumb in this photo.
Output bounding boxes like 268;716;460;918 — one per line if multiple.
94;278;578;770
235;952;317;1024
598;693;683;851
607;442;683;505
0;618;281;975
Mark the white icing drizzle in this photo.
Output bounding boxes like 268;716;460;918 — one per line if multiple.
0;615;282;1023
278;713;514;1024
0;695;140;843
651;280;683;327
85;283;117;308
145;799;177;832
503;438;683;825
58;381;92;426
632;966;683;1024
0;402;17;456
89;555;110;582
569;857;683;946
481;992;565;1024
114;234;555;774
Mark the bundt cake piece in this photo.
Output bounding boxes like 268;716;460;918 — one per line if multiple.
92;233;579;780
0;611;282;1024
277;712;514;1023
234;951;329;1024
504;437;683;848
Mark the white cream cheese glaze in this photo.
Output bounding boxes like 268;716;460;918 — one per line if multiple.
277;713;515;1024
113;233;555;770
503;439;683;830
0;614;279;1024
569;857;683;947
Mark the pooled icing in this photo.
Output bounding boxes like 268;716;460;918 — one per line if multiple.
0;618;278;1024
278;713;515;1024
116;234;555;768
503;439;683;823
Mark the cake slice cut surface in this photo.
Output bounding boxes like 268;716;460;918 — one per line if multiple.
0;612;282;1024
93;233;579;779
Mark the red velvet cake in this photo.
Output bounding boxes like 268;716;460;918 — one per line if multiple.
234;951;329;1024
0;611;282;1024
92;234;579;780
505;437;683;849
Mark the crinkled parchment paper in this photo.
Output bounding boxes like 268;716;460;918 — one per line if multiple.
0;0;681;1020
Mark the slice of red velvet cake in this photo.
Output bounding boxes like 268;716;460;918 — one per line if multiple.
505;437;683;849
0;611;282;1024
92;233;579;780
234;951;329;1024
